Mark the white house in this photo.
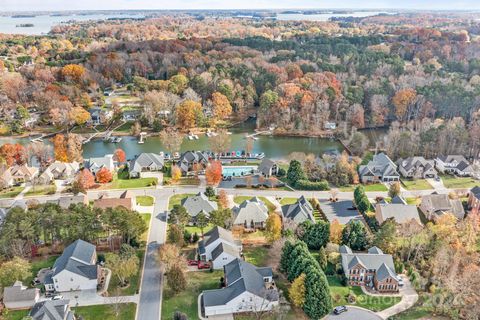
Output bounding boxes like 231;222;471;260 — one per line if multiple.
396;157;437;179
38;161;80;185
45;239;99;293
197;226;242;269
200;259;279;317
434;155;474;176
181;192;218;223
84;154;115;176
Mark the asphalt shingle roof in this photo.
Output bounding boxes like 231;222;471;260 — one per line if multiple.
129;153;164;175
29;299;72;320
181;192;218;217
52;239;97;280
233;197;269;225
282;196;315;224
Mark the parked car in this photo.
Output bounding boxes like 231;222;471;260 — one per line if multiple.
52;295;63;300
333;306;348;315
187;259;199;266
198;261;211;270
397;276;404;287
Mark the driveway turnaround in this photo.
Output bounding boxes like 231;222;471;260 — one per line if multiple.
319;200;362;224
376;276;418;319
326;306;382;320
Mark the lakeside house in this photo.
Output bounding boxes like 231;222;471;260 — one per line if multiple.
200;258;278;317
46;193;89;209
396;157;437;179
177;151;210;175
258;158;278;177
128;152;164;178
358;152;400;183
197;226;242;269
88;107;112;126
29;299;75;320
434;155;474;176
44;239;99;293
84;154;115;175
340;245;399;293
181;192;218;223
375;197;422;225
38;161;80;185
281;196;315;224
0;164;38;188
232;197;269;229
93;190;135;211
3;281;40;310
420;193;465;220
468;186;480;214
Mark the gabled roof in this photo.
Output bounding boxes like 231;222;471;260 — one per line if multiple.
3;281;39;304
93;191;134;210
376;203;421;224
421;193;465;219
52;239;97;280
211;242;241;261
233;197;269;225
339;245;352;254
258;158;275;175
181;192;218;217
199;226;236;249
368;246;384;254
84;154;114;172
29;299;73;320
129;153;164;174
471;186;480;200
340;246;396;279
47;194;88;209
391;195;407;205
376;263;397;282
348;255;366;269
282;196;314;224
359;152;399;178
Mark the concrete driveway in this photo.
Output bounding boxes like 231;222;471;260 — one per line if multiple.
326;306;382;320
426;178;446;191
376;276;418;319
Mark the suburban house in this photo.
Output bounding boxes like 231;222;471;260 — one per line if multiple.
93;190;135;211
3;281;40;309
200;259;279;317
38;161;80;185
420;193;465;220
396;157;437;179
340;245;399;293
122;109;141;121
434;155;474;176
0;164;38;188
177;151;210;175
468;186;480;214
358;152;400;183
232;197;269;229
29;299;75;320
84;154;115;175
181;192;218;223
47;194;89;209
197;226;242;269
44;239;99;293
375;197;422;225
88;107;112;125
281;196;315;224
128;153;164;178
258;158;278;177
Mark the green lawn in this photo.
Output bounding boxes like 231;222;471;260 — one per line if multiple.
136;195;154;206
280;197;298;205
25;184;57;196
0;186;24;198
243;246;269;266
73;303;136;320
389;304;434;320
107;250;144;296
233;196;276;212
114;122;133;132
405;197;421;205
2;309;29;320
328;276;401;311
185;224;214;236
140;214;151;243
168;193;194;210
107;171;157;189
339;184;388;192
441;174;480;189
401;179;433;190
24;255;59;287
162;270;223;320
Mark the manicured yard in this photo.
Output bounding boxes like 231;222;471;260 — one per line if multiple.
114;122;133;132
389;304;434;320
107;171;157;189
140;214;151;242
0;185;24;198
440;174;480;189
185;223;214;236
328;275;401;311
2;309;29;320
401;179;433;190
107;250;144;296
168;193;194;210
136;195;154;206
243;246;269;266
25;184;57;196
280;197;298;205
339;184;388;192
233;196;276;212
161;270;224;320
73;303;136;320
405;197;421;205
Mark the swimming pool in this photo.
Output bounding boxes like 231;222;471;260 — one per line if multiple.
222;166;257;177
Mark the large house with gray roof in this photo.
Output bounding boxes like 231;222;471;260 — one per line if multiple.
434;155;474;176
3;280;40;310
281;196;315;224
84;154;115;176
340;245;399;293
397;157;437;179
177;151;210;175
128;153;164;178
420;193;465;220
29;299;75;320
198;226;242;269
232;197;269;229
38;161;80;185
181;192;218;223
44;239;99;293
375;197;422;225
200;258;279;317
358;152;400;183
258;158;278;177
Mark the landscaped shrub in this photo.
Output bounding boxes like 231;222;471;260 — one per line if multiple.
295;179;329;190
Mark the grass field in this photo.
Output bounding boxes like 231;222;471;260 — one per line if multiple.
107;250;144;296
233;196;276;212
73;303;136;320
25;184;57;196
185;224;214;236
441;174;480;189
140;214;151;242
168;193;194;210
339;184;388;192
402;179;433;190
0;186;24;198
280;197;298;205
106;171;157;189
136;195;154;206
24;255;59;287
243;246;269;266
161;270;223;320
405;197;421;205
2;309;29;320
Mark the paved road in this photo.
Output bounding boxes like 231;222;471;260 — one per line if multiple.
326;306;382;320
136;190;169;320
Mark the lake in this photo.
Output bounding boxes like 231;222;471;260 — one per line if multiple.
276;11;389;21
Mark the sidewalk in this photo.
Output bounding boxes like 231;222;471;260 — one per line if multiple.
42;289;139;307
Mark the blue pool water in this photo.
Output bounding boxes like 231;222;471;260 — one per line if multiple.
222;166;257;177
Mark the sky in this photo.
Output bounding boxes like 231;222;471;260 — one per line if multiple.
2;0;480;11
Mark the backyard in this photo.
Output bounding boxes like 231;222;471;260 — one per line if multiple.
401;179;433;190
242;245;270;266
107;250;144;296
440;174;480;189
24;255;59;287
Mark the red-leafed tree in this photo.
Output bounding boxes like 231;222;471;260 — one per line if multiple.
0;143;26;166
74;169;95;192
95;167;113;183
205;160;222;186
113;148;126;163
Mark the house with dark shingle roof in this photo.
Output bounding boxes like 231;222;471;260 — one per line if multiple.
232;197;269;229
340;245;399;293
375;197;422;225
84;154;115;176
200;258;279;317
358;152;400;183
434;155;474;176
3;281;40;310
258;158;278;177
181;192;218;223
177;151;210;175
397;156;437;179
44;239;99;293
197;226;242;269
29;299;75;320
128;153;164;178
281;196;315;224
420;193;465;220
468;186;480;214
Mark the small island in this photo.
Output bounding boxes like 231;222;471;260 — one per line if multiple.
16;23;35;28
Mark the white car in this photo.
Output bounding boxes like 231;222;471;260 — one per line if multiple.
52;295;63;300
397;276;404;287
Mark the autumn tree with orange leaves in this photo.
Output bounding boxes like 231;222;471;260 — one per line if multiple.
69;106;91;126
0;143;26;166
211;92;232;122
176;100;201;128
53;134;68;162
95;167;113;183
392;88;417;121
61;64;86;83
113;148;126;163
73;169;95;193
205;160;222;186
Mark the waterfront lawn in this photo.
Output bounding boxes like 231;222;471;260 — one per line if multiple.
328;275;401;311
107;250;144;296
402;179;433;190
243;246;269;266
25;184;56;196
161;270;223;320
0;186;24;198
280;197;298;205
168;193;194;210
339;183;388;192
73;303;136;320
136;195;154;206
441;174;480;189
114;122;133;132
233;196;276;212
